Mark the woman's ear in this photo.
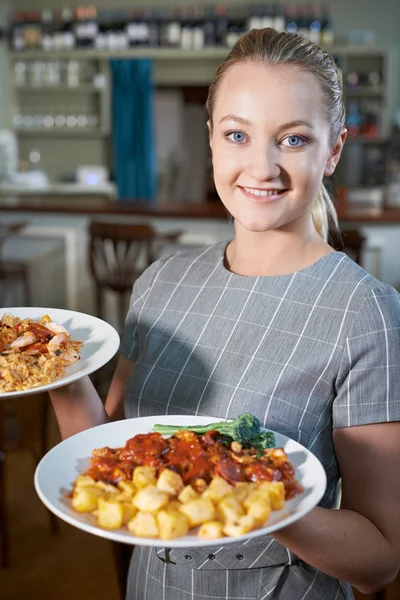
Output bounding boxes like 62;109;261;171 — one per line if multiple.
324;128;347;176
207;120;213;151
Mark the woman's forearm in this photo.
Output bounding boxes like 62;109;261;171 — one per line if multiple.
48;376;110;439
272;506;397;594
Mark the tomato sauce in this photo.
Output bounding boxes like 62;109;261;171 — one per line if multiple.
84;429;303;499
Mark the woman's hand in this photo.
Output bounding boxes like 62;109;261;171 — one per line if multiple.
271;421;400;594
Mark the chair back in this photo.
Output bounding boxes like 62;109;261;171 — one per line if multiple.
89;221;155;292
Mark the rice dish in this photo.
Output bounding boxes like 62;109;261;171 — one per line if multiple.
0;313;82;393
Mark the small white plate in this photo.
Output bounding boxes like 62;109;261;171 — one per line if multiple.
0;307;120;399
34;415;327;548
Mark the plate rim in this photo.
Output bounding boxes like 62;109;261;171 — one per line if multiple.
34;415;327;548
0;306;120;399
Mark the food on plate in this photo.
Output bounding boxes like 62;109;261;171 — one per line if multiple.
69;414;303;541
153;412;276;454
0;313;82;393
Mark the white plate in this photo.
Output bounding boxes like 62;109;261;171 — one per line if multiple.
34;415;327;548
0;307;120;399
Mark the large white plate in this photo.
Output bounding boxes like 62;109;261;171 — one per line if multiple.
0;307;120;399
34;415;327;548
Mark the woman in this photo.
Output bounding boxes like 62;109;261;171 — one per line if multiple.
50;29;400;599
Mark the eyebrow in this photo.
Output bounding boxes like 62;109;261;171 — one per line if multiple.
218;115;315;132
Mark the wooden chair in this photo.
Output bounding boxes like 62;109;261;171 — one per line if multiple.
89;221;182;333
0;393;58;568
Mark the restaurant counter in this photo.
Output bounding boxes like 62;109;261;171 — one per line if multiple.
1;195;399;314
0;194;400;223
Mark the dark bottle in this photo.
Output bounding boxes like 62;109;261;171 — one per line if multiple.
60;7;75;51
204;6;217;46
215;4;229;46
296;5;310;39
308;4;321;44
285;5;298;34
146;9;160;47
74;5;98;49
95;9;110;51
320;2;335;46
226;7;245;49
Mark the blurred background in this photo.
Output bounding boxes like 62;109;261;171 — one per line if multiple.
0;1;399;599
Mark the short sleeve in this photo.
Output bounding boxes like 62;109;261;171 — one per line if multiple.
119;257;165;362
333;285;400;428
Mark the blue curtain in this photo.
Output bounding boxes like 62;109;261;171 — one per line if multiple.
110;59;157;202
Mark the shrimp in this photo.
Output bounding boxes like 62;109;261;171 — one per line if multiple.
47;333;68;352
45;321;70;336
1;314;15;327
9;332;37;349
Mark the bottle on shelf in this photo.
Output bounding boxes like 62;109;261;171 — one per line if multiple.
296;5;310;39
95;9;110;51
23;11;42;51
261;5;274;29
146;8;160;48
192;6;206;51
180;6;194;51
272;3;286;33
285;5;298;34
320;2;335;46
226;7;245;49
164;7;182;48
41;9;54;52
215;4;229;47
247;4;263;31
203;6;217;46
60;7;76;51
74;5;98;49
11;12;26;51
308;4;321;44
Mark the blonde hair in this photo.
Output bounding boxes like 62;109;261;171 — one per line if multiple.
206;28;345;241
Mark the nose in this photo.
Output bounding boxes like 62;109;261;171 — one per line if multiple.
246;143;281;181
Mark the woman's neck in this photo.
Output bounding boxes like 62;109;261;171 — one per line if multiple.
225;226;334;277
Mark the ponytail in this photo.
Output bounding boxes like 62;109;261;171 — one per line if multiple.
311;182;338;242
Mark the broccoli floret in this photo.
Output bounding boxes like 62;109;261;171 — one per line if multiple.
246;430;276;456
153;412;261;444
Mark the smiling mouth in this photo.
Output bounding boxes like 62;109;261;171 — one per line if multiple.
240;186;288;198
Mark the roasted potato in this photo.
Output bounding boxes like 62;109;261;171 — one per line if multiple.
179;497;216;527
156;468;184;496
133;465;157;488
133;485;170;512
157;509;189;540
198;520;225;539
127;512;159;538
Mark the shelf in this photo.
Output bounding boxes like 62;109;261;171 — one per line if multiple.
9;45;392;62
14;84;103;93
14;128;109;137
9;47;231;61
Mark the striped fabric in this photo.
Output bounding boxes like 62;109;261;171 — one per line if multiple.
120;241;400;600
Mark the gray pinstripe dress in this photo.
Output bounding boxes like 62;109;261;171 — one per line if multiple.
120;241;400;600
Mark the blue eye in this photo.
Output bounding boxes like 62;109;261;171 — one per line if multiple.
227;131;246;143
282;135;306;147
